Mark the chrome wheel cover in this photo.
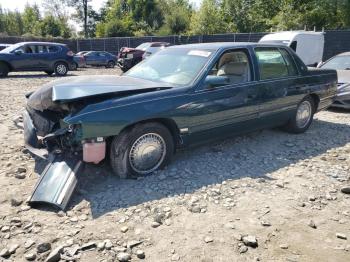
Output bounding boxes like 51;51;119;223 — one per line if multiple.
56;64;67;74
296;101;312;128
129;133;166;174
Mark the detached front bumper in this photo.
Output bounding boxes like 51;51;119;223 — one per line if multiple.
23;109;82;210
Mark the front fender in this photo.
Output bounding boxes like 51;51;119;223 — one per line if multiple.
64;99;183;140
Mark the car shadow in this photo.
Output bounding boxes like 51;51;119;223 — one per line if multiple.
31;119;350;217
7;73;77;78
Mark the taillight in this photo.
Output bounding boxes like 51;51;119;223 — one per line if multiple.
67;51;74;56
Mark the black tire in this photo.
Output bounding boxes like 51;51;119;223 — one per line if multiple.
283;96;315;134
54;62;68;76
44;70;54;76
71;62;78;71
110;122;174;178
106;60;115;68
0;63;9;78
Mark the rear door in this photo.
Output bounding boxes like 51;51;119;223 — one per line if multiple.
254;47;305;127
34;45;51;69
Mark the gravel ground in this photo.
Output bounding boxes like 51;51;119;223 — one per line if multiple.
0;68;350;262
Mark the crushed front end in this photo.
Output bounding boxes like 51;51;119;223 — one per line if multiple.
23;84;87;210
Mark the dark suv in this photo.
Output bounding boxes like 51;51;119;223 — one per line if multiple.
0;42;75;77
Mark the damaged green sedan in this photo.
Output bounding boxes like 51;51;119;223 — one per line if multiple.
24;43;337;209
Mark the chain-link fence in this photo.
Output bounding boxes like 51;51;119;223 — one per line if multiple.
1;30;350;60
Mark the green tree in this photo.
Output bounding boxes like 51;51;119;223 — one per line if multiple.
190;0;226;35
22;4;41;35
158;0;192;35
39;15;62;37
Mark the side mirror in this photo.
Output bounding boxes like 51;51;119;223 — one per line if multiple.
205;75;230;88
14;50;23;55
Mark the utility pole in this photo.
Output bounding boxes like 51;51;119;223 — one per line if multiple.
83;0;88;38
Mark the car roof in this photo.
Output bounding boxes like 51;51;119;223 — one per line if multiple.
16;42;67;46
336;52;350;56
169;42;287;51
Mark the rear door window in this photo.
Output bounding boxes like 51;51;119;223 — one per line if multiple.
48;45;60;53
37;45;49;53
255;47;297;80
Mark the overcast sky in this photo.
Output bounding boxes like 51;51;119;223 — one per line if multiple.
0;0;203;12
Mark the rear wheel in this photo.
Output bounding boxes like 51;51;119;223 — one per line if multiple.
284;96;315;133
44;70;54;76
54;62;68;76
0;63;9;78
106;60;115;68
110;122;174;178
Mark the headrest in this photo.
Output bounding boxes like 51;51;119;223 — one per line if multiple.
217;62;247;76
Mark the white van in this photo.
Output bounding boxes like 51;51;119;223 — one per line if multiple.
259;31;324;66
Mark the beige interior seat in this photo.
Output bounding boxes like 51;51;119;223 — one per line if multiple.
217;52;250;84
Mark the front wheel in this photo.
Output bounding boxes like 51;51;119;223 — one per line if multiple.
110;122;174;178
283;96;315;134
54;62;68;76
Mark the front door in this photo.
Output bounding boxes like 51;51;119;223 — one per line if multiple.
11;44;40;70
186;48;261;143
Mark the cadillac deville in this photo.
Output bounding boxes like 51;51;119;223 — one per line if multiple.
23;43;337;209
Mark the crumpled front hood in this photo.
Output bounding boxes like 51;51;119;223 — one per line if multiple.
27;75;172;112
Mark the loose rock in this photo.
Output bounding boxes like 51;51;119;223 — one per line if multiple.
204;236;214;243
308;220;317;229
336;233;347;240
117;252;131;261
25;253;36;261
340;187;350;194
136;249;145;259
37;242;52;253
242;235;258;248
0;248;10;258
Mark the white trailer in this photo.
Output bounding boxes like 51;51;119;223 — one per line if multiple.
259;31;324;66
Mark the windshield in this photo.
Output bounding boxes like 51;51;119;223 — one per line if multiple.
321;55;350;70
136;43;151;50
125;48;213;86
0;43;21;53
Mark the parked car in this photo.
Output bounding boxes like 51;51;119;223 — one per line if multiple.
72;54;86;70
318;52;350;109
0;42;75;77
117;42;170;72
84;51;116;68
259;31;324;66
23;42;337;209
0;43;11;51
76;51;89;56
